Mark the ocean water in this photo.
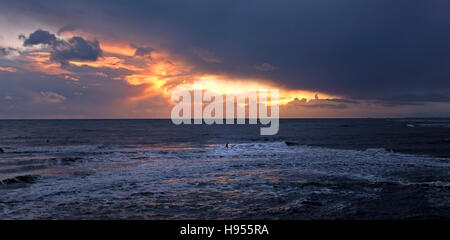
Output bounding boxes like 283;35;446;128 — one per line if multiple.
0;119;449;219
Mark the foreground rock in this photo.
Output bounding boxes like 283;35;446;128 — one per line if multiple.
285;141;300;146
0;175;39;185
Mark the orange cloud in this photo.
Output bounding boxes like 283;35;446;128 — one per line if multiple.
100;42;136;56
25;32;339;115
70;56;143;71
14;27;342;117
121;50;196;101
0;66;17;72
109;48;338;109
172;74;336;106
25;52;72;76
125;74;165;87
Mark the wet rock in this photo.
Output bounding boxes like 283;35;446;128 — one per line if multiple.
285;141;299;146
0;175;39;185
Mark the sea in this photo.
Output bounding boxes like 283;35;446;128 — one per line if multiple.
0;119;449;219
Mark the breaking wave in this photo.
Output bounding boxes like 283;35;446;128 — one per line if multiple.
0;141;448;219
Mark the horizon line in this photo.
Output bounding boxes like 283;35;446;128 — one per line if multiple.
1;117;449;121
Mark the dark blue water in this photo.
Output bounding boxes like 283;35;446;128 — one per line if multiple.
0;119;449;219
2;119;450;156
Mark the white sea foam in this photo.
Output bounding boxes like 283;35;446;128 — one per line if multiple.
0;141;448;219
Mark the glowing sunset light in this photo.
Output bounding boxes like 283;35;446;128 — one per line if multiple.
171;75;336;106
0;66;17;72
69;57;143;71
99;42;136;57
25;52;72;76
11;28;341;115
125;74;167;91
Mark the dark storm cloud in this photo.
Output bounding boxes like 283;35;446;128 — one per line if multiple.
384;93;450;103
376;93;450;107
21;29;102;63
3;0;450;104
286;96;358;110
51;36;102;63
22;29;57;46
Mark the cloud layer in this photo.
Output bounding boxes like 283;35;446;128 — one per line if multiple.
2;1;450;118
21;29;102;63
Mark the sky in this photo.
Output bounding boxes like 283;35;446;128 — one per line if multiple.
1;0;450;118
